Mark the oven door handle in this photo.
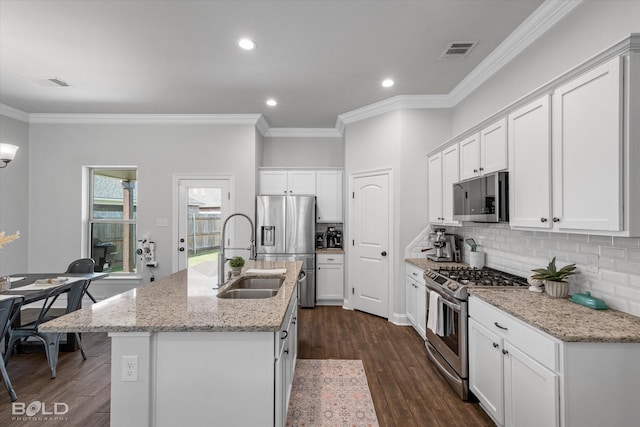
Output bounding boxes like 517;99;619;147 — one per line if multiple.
425;283;462;311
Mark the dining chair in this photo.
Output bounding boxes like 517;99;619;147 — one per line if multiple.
0;295;24;401
4;280;87;379
65;258;97;303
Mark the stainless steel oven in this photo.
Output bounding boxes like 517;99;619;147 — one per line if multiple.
424;266;528;400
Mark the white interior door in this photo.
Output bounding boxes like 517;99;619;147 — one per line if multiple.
351;172;390;318
176;179;230;273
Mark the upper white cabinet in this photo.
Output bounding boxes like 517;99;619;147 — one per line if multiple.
428;144;460;225
508;95;552;229
316;170;343;222
551;56;622;232
260;170;316;195
460;118;507;181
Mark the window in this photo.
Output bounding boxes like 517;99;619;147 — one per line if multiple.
88;168;137;273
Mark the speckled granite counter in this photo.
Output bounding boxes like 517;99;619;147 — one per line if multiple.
470;288;640;343
405;257;467;270
316;248;344;254
39;260;302;333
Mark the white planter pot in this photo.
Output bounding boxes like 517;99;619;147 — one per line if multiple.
469;251;485;269
544;280;569;298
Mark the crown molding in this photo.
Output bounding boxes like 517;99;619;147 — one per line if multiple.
265;127;342;138
0;104;29;122
255;115;270;136
27;113;264;125
448;0;583;105
337;94;452;126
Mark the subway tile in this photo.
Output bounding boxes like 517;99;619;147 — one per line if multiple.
590;280;616;295
613;260;640;275
628;301;640;316
567;233;590;243
629;275;640;289
601;246;626;260
613;237;640;248
627;249;640;262
578;244;599;255
598;257;615;271
600;269;627;284
589;235;613;246
603;295;629;312
542;239;559;250
614;285;640;301
567;253;588;266
534;231;551;239
558;241;579;253
534;249;551;259
527;238;544;248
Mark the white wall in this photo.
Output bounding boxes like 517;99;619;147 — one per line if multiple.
27;122;258;291
345;108;451;319
262;136;343;167
0;114;29;274
452;0;640;134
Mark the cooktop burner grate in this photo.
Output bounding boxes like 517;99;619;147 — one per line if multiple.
434;266;529;288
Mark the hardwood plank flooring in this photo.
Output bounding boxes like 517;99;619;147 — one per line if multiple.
1;306;493;426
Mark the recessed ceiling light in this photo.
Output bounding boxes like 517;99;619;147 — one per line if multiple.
266;99;277;107
381;78;394;88
238;38;257;50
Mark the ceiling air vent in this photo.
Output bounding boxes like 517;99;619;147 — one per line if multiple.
439;41;477;60
30;77;73;87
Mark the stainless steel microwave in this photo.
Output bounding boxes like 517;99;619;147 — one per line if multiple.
453;172;509;222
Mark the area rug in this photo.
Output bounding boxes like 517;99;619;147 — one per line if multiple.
286;359;379;427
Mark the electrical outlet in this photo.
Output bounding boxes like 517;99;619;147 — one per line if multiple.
585;255;599;274
121;355;139;382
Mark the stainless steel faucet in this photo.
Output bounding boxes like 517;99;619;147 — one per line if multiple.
217;213;256;288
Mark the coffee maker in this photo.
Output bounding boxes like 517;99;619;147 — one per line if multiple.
335;230;342;248
422;228;460;262
326;227;338;248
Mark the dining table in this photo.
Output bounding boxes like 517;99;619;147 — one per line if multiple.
2;271;108;351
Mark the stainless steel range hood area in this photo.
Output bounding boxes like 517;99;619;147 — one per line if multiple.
453;172;509;223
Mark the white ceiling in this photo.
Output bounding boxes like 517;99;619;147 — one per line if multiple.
0;0;555;129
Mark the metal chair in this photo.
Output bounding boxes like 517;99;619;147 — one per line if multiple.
5;280;87;379
65;258;97;303
0;295;24;401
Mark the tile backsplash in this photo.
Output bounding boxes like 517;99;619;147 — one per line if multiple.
410;223;640;316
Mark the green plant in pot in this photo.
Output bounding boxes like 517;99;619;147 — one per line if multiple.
531;257;577;298
229;256;245;276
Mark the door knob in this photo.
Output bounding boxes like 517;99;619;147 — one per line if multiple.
381;251;387;256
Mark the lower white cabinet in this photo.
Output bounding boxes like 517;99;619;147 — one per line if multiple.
469;296;640;427
275;292;298;427
405;263;426;338
316;253;344;305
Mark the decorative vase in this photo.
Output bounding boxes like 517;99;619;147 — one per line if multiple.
231;266;242;276
0;275;10;291
544;280;569;298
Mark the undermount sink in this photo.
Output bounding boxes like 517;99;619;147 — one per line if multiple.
217;276;285;299
217;288;279;299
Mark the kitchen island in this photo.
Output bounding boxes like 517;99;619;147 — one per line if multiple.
40;260;302;427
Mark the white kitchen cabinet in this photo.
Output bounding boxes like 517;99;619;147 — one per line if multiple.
316;170;343;222
508;95;552;229
469;298;559;427
428;144;460;225
316;253;343;305
551;56;622;232
275;288;298;427
260;169;316;195
459;118;507;181
405;262;426;338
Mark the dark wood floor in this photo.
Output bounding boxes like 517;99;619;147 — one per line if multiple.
1;306;493;426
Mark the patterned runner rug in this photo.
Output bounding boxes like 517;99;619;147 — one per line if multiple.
286;359;379;427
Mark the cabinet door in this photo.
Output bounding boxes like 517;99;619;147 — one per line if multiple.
288;170;316;195
316;263;344;301
481;118;507;175
503;342;559;427
442;144;460;224
459;133;481;180
316;170;343;222
428;153;443;223
405;275;417;327
552;57;622;231
260;170;288;195
469;318;504;425
508;95;552;228
415;283;426;339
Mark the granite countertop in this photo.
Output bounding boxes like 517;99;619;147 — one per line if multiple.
469;288;640;343
405;257;468;270
316;248;344;254
39;260;302;334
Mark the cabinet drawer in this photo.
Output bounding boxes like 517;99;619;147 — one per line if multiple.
406;263;426;286
317;254;343;264
469;297;558;371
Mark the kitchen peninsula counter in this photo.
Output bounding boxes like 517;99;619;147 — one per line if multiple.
40;260;302;334
469;288;640;343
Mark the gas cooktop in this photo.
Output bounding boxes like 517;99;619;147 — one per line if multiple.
424;266;528;300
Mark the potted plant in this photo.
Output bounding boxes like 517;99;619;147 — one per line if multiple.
530;257;577;298
229;256;245;276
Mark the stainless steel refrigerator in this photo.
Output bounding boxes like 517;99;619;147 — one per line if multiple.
256;195;316;307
